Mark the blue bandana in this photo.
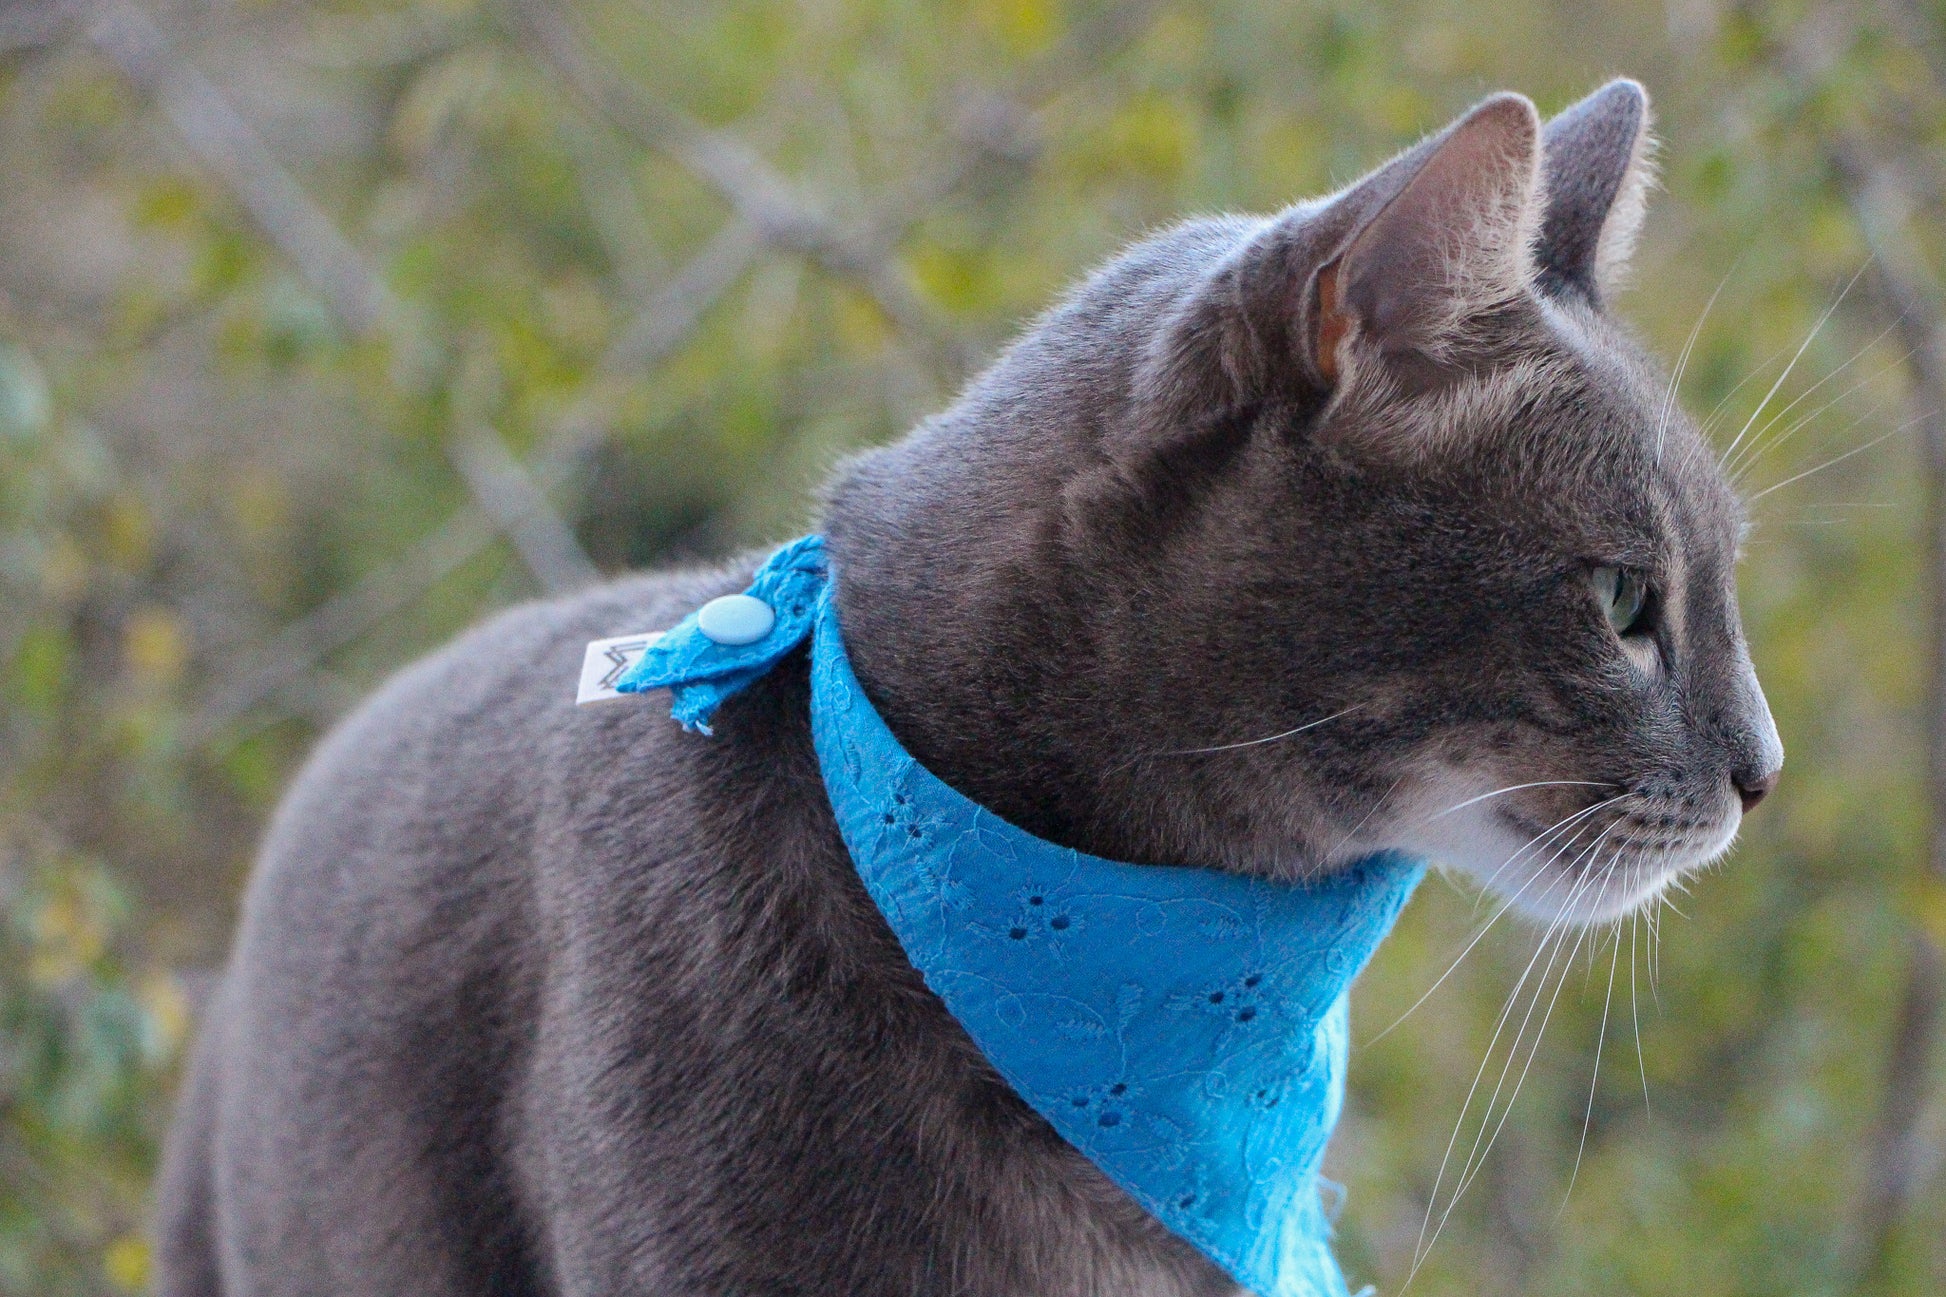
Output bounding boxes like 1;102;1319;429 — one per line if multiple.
618;537;1423;1297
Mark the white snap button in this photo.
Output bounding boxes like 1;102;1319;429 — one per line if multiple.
696;594;776;646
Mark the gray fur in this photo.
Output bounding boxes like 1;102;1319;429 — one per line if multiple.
155;83;1780;1296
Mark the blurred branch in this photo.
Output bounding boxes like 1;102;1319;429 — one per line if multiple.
292;5;465;72
84;0;600;599
1832;144;1946;1289
85;0;399;338
1011;0;1164;102
1760;8;1946;1282
184;509;497;746
873;0;1163;229
0;0;68;57
184;229;753;743
559;112;671;301
509;0;976;372
1875;0;1946;95
514;0;1164;372
450;429;602;593
187;0;1160;741
600;218;761;375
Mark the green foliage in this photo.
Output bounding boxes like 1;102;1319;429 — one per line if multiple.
0;0;1941;1292
0;850;180;1295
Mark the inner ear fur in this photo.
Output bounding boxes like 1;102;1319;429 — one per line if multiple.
1136;91;1545;434
1317;92;1544;381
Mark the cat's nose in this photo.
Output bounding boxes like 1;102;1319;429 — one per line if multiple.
1732;766;1778;814
1727;660;1783;816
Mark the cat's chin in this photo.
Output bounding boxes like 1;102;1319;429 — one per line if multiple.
1360;786;1744;927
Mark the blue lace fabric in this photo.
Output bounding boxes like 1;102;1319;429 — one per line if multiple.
619;537;1425;1297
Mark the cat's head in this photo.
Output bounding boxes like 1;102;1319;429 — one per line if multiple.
827;81;1781;927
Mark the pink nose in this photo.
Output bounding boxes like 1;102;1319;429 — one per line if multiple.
1734;769;1778;814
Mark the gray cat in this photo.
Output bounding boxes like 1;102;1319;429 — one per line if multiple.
154;80;1782;1296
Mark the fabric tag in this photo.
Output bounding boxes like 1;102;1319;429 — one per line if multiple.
576;632;664;704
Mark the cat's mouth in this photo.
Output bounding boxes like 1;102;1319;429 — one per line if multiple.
1385;777;1743;926
1483;799;1740;924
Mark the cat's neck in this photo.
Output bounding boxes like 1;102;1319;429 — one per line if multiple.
819;444;1340;879
824;490;1105;854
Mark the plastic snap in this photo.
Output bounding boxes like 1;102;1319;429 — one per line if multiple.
696;594;776;646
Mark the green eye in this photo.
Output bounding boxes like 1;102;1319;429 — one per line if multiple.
1590;565;1650;637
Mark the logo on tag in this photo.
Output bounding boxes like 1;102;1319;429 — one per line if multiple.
576;632;664;705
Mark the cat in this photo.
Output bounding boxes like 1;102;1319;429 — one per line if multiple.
153;80;1781;1296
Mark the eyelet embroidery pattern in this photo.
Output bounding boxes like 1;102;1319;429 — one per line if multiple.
618;537;1426;1297
809;595;1422;1297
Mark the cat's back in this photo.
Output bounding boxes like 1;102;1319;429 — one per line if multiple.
230;560;744;982
178;560;768;1292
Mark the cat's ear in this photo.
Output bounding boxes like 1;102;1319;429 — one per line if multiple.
1134;94;1543;435
1535;79;1656;304
1311;92;1545;384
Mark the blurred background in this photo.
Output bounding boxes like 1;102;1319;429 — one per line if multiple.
0;0;1942;1292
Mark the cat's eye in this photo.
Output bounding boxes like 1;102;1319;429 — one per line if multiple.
1589;566;1651;637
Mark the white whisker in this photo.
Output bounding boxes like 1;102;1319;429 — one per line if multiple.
1630;912;1651;1118
1745;412;1928;502
1465;793;1635;917
1410;871;1586;1273
1442;872;1616;1236
1442;842;1619;1214
1412;828;1620;1274
1729;361;1909;492
1699;337;1796;436
1365;868;1546;1047
1732;386;1900;494
1656;256;1739;461
1320;775;1405;864
1720;327;1904;482
1140;705;1364;759
1718;260;1869;471
1414;862;1602;1274
1370;794;1633;1045
1561;916;1624;1213
1648;896;1665;1010
1421;779;1611;822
